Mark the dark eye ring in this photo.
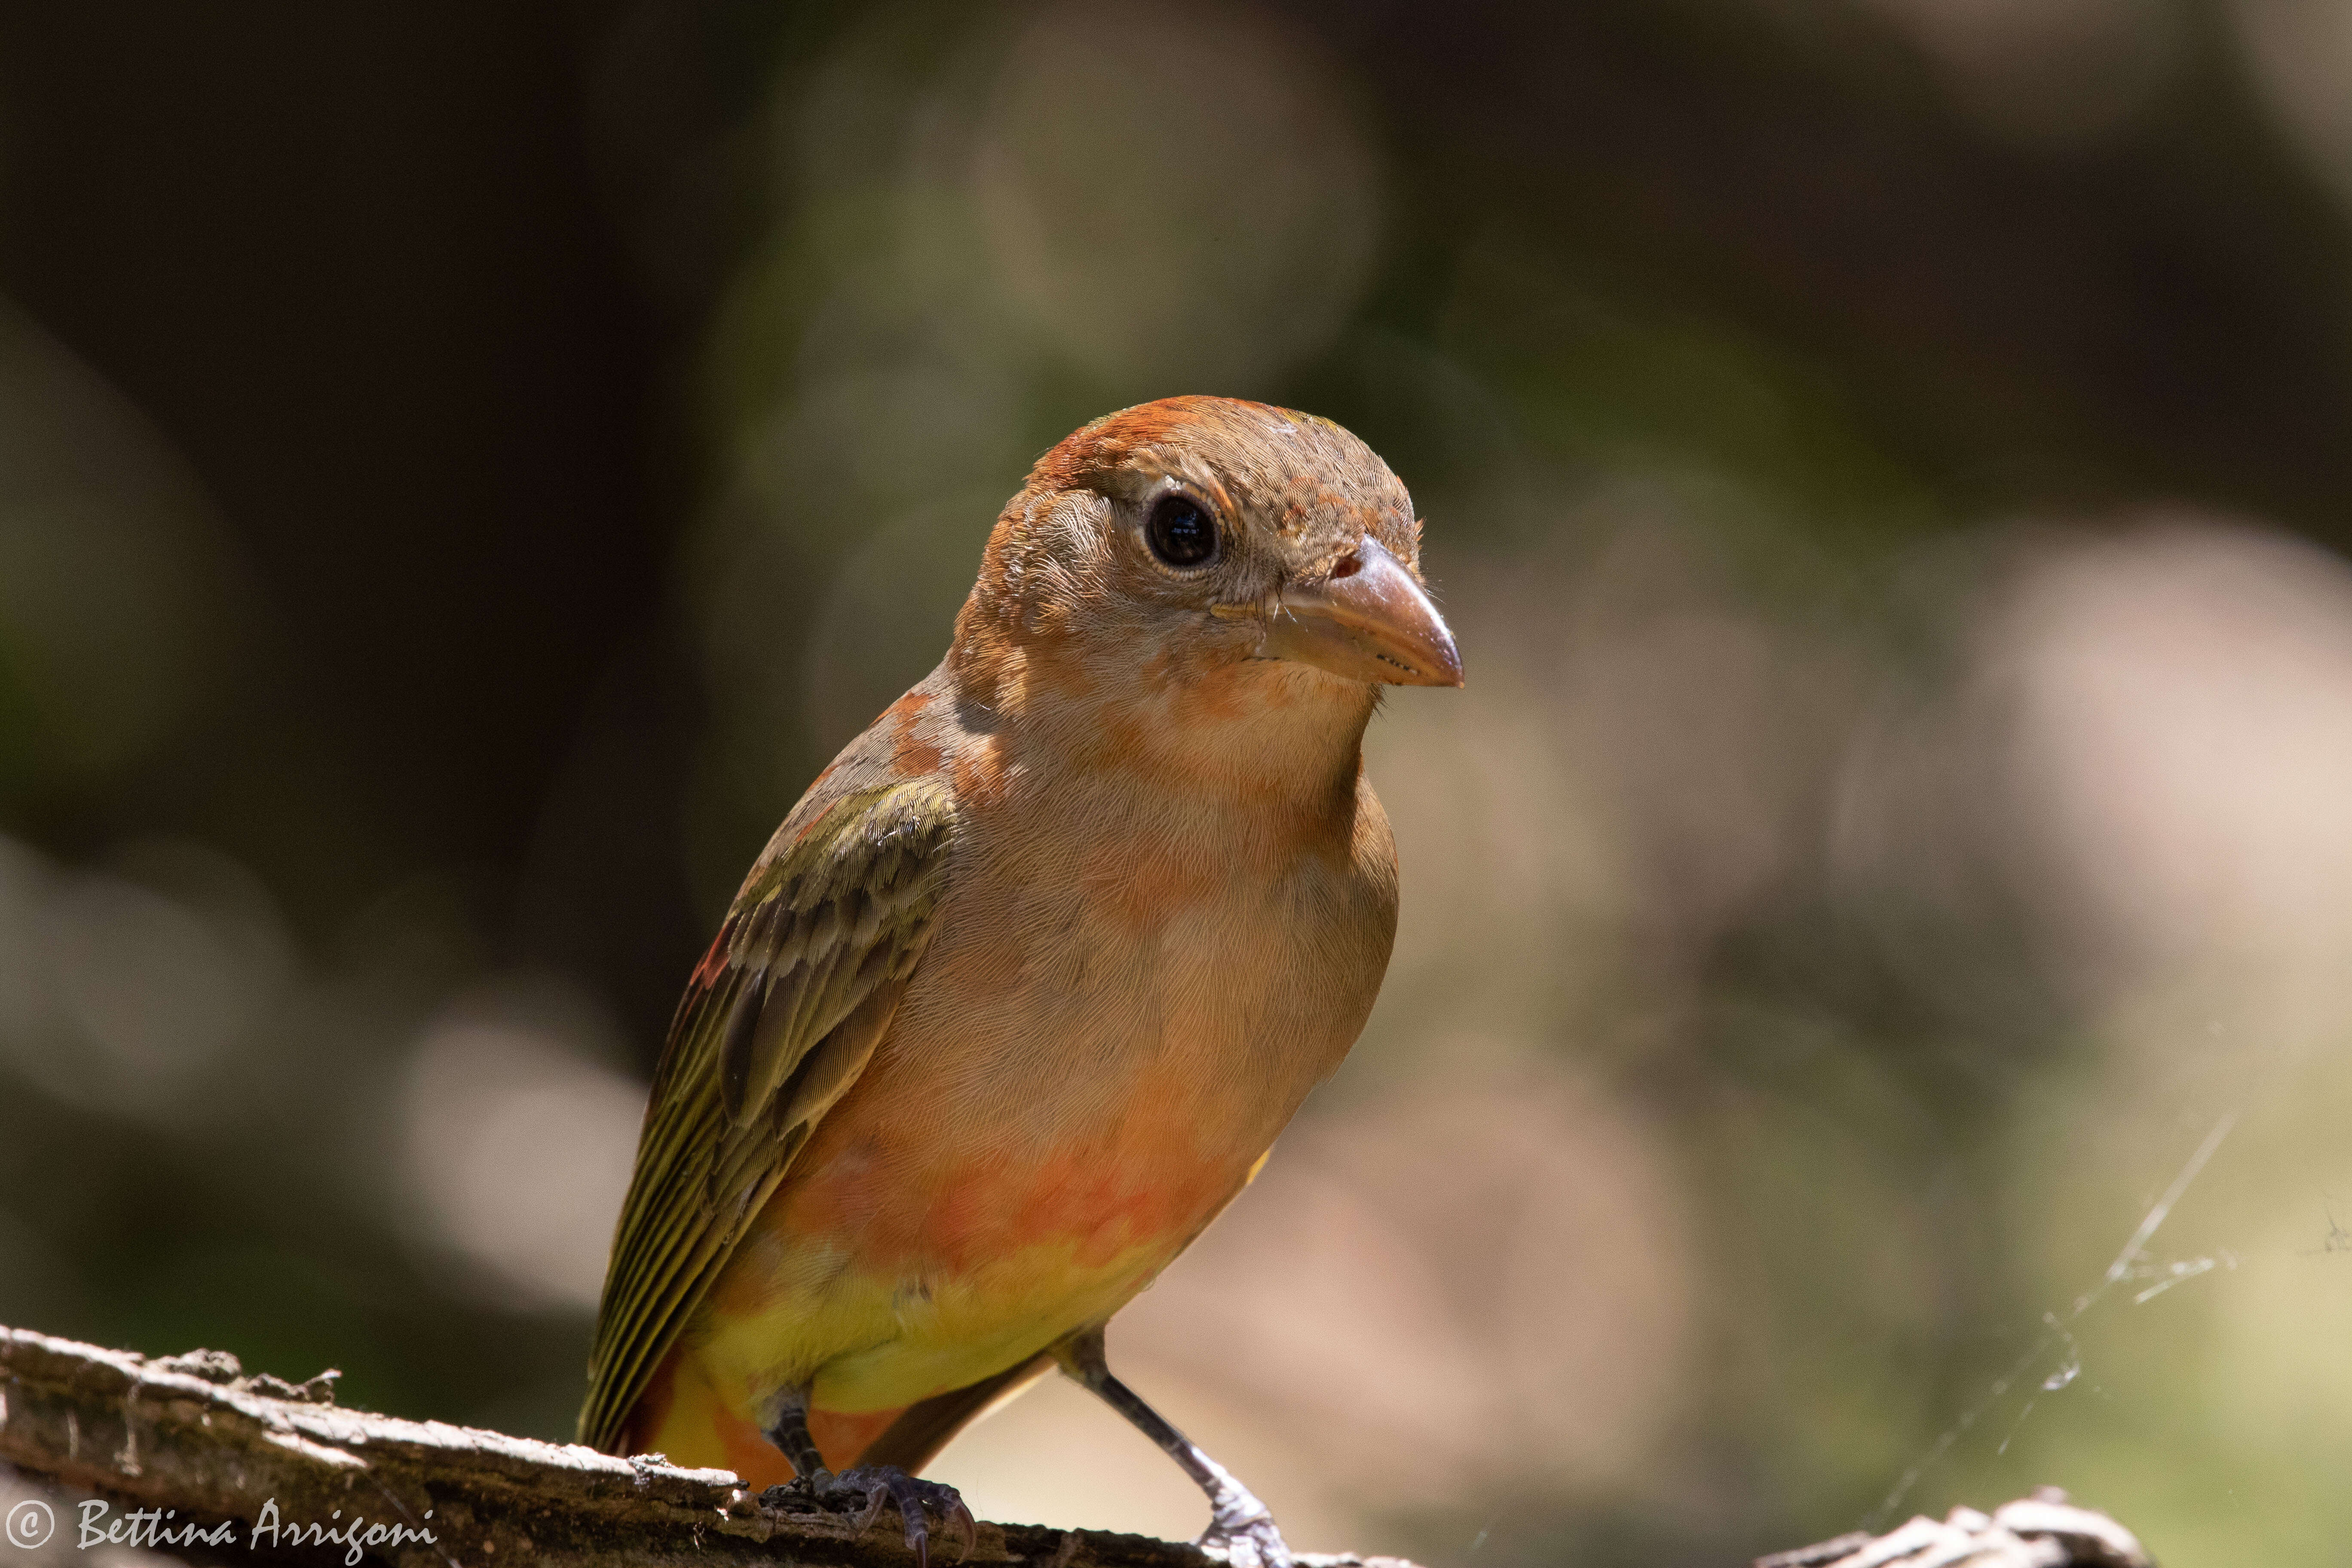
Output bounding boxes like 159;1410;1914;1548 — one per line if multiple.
1145;492;1219;568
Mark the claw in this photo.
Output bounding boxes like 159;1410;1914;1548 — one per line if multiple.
947;1495;979;1565
852;1480;892;1534
826;1464;970;1568
1200;1514;1295;1568
890;1482;929;1568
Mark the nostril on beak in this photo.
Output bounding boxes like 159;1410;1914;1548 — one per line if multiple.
1328;554;1363;581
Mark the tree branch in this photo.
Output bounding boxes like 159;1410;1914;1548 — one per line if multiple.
0;1326;2150;1568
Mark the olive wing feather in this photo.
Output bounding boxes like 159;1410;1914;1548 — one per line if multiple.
578;780;956;1452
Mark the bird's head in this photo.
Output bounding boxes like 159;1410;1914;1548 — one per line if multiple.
950;398;1461;744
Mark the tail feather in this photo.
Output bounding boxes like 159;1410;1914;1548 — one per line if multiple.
852;1353;1057;1474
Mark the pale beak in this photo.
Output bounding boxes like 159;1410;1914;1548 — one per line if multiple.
1234;535;1464;687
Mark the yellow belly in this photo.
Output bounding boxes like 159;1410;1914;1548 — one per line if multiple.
698;1228;1181;1417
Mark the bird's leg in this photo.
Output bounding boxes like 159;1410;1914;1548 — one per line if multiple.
1052;1326;1293;1568
761;1392;836;1494
758;1391;976;1568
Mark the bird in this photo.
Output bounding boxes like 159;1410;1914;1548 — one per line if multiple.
579;395;1461;1568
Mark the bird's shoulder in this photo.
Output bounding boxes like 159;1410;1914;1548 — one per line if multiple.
640;666;974;1096
755;663;976;865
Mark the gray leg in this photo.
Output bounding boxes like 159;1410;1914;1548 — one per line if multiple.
760;1389;976;1568
1053;1326;1293;1568
762;1392;832;1485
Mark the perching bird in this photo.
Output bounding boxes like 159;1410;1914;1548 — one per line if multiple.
579;396;1461;1568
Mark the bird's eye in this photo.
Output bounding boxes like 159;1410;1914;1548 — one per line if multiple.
1145;493;1219;568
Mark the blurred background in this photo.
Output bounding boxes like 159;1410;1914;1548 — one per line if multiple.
0;1;2346;1562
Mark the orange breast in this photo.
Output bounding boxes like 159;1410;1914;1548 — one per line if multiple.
733;1052;1247;1296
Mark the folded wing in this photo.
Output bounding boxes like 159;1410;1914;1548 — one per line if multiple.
578;780;958;1453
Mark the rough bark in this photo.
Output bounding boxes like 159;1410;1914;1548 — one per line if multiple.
0;1326;2151;1568
1757;1495;2153;1568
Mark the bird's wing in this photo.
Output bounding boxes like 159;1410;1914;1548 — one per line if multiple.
578;779;958;1453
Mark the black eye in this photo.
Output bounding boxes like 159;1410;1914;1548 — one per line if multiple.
1145;493;1219;568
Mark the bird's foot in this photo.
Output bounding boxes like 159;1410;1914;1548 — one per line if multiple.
1197;1501;1294;1568
756;1469;836;1516
840;1467;978;1568
762;1465;974;1568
